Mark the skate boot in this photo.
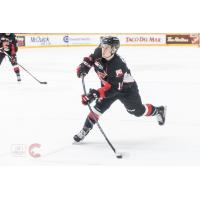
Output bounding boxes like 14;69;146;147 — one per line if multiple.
156;106;167;125
17;75;21;82
73;128;90;142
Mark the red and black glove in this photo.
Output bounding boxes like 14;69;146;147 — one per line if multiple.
76;57;93;78
81;89;100;105
76;63;88;78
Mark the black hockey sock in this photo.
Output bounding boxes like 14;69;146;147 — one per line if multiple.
83;111;99;131
83;116;95;131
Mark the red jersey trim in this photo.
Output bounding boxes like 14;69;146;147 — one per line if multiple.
97;82;111;99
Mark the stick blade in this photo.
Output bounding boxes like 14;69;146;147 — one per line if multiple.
40;81;47;84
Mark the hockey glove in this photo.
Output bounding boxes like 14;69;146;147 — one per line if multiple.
76;56;94;78
76;62;89;78
81;89;100;105
2;41;10;51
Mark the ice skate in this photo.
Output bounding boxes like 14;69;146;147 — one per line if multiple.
73;128;90;142
156;106;166;125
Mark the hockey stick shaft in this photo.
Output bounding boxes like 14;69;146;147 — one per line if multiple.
82;76;116;154
2;50;47;84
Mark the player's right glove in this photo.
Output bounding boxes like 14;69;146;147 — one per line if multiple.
76;57;93;78
77;63;88;78
81;89;100;105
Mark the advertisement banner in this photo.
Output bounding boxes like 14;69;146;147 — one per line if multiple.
64;34;166;46
16;36;25;47
121;34;166;45
25;34;102;47
65;35;100;46
16;33;200;48
189;34;199;44
166;34;199;44
25;35;69;47
17;33;167;47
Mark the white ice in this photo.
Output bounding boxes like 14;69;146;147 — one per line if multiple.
0;46;200;165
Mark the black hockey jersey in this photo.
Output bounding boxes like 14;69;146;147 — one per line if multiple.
84;47;135;98
0;33;18;52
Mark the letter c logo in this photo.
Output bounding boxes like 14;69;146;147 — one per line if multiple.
29;143;41;158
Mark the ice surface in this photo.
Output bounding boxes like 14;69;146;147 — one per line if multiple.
0;46;200;165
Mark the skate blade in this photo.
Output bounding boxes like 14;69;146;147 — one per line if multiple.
72;141;83;145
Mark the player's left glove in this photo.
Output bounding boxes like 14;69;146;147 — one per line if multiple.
81;89;99;105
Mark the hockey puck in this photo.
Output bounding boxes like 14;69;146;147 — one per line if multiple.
116;152;123;159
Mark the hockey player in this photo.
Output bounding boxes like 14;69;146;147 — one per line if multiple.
73;36;166;142
0;33;21;81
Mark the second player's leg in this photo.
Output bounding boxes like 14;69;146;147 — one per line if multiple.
7;52;21;81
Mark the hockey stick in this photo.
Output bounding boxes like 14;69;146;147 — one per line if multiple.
2;50;47;84
82;76;123;159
